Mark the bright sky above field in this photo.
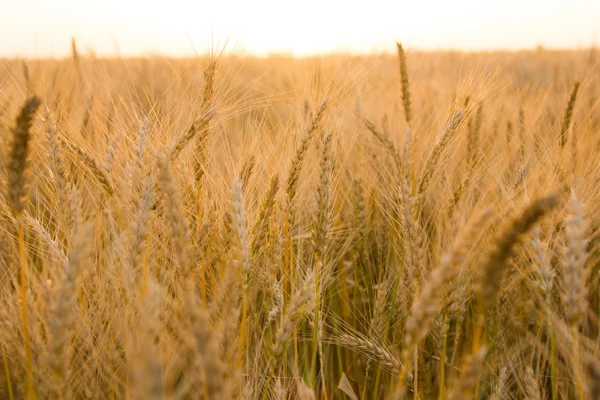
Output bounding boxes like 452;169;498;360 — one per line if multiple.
1;0;599;57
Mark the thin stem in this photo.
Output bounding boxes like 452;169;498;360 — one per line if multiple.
438;312;449;400
548;311;558;400
2;346;14;400
312;258;322;387
413;347;418;400
200;252;208;305
238;292;248;369
472;311;485;354
572;326;585;400
17;222;35;399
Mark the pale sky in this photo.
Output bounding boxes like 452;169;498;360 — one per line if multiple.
2;0;599;57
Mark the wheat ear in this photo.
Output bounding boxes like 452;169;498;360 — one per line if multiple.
251;174;279;262
563;193;588;400
169;107;214;162
157;155;193;278
284;98;327;305
57;135;115;198
230;177;250;369
272;269;316;367
560;81;580;148
49;223;92;399
7;96;41;400
417;110;464;198
472;195;559;353
396;43;412;125
311;131;333;392
396;208;493;394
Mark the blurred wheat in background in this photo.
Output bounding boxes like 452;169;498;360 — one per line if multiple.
1;40;600;399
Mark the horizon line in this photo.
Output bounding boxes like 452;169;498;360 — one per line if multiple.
2;44;597;61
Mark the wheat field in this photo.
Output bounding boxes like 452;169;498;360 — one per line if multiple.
0;44;599;399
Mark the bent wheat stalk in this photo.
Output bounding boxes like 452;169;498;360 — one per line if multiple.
472;194;559;353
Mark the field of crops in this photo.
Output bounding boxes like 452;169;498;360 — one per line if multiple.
0;44;599;399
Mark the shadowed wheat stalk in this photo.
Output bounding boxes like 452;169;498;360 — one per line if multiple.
6;96;41;400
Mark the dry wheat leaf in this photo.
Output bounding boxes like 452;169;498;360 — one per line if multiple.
337;373;359;400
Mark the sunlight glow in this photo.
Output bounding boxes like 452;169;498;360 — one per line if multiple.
2;0;599;57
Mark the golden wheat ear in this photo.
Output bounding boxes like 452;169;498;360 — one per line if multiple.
471;194;560;360
475;194;559;313
396;42;412;125
49;222;92;398
7;96;41;400
560;81;580;148
7;96;42;217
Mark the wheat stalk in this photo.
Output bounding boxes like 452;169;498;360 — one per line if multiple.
562;193;588;327
169;107;214;163
472;194;559;354
251;174;279;262
418;110;464;198
560;81;580;148
7;96;41;400
447;346;488;400
396;43;412;125
157;155;193;278
58;134;116;198
272;269;316;367
49;223;92;399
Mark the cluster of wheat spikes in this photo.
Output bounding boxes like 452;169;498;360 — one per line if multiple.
0;42;599;399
